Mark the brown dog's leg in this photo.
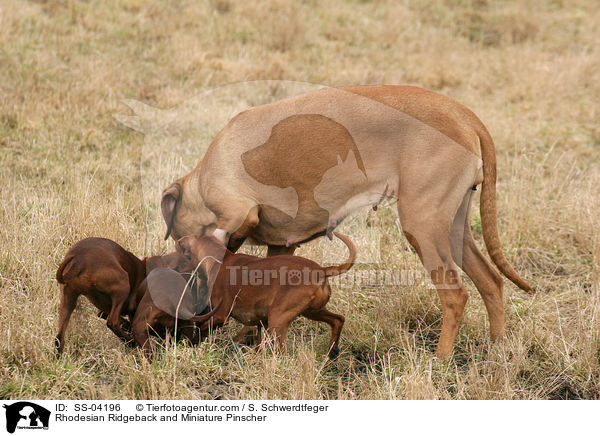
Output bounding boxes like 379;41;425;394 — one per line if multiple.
105;281;134;343
232;245;297;344
55;285;78;356
232;325;257;344
132;307;154;357
256;323;263;345
253;322;268;351
266;324;290;352
266;311;295;352
177;323;200;346
303;308;345;359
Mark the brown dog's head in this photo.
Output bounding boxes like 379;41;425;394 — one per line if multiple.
159;252;196;273
177;235;226;280
144;251;196;274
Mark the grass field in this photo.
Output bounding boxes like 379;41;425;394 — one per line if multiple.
1;0;599;399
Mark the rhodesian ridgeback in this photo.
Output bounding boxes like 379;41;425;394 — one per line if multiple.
160;85;533;357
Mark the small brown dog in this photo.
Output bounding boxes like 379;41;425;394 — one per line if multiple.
131;267;222;356
55;237;194;355
177;232;355;359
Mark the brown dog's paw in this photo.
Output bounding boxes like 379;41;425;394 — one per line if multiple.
328;346;340;360
124;339;137;349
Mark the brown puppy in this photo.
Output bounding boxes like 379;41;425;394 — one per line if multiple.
178;232;355;359
55;237;194;355
131;267;222;357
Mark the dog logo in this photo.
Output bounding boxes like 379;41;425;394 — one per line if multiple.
2;402;50;433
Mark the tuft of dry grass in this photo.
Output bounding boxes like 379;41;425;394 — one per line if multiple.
1;0;599;400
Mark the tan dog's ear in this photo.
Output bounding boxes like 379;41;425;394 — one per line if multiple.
161;182;181;240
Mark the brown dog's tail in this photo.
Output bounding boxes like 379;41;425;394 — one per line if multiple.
189;298;223;324
56;255;75;284
479;128;534;295
323;232;357;278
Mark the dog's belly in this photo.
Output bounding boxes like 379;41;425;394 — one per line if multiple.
231;292;270;326
85;291;113;314
232;311;262;326
250;176;397;246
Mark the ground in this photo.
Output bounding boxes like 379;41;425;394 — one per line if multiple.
0;0;599;399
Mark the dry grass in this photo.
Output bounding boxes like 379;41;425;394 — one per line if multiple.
1;0;599;400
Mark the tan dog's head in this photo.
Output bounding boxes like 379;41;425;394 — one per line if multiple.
161;175;218;242
177;235;226;279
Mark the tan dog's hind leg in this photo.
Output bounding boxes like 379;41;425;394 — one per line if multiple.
461;230;504;340
400;206;468;359
451;192;505;341
397;143;483;358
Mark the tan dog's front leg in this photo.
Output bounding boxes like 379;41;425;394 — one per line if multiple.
213;206;259;252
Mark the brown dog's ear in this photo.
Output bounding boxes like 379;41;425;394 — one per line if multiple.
182;236;225;288
161;182;181;240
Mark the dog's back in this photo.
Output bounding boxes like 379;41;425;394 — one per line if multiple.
54;237;143;354
56;237;141;286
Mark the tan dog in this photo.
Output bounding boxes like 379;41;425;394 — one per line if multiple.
177;232;355;359
55;237;194;355
161;85;533;357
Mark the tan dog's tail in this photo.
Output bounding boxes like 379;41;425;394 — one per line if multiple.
189;298;223;324
56;255;74;284
323;232;357;278
479;129;534;295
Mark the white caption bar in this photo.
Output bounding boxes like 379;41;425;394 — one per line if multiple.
0;400;595;435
